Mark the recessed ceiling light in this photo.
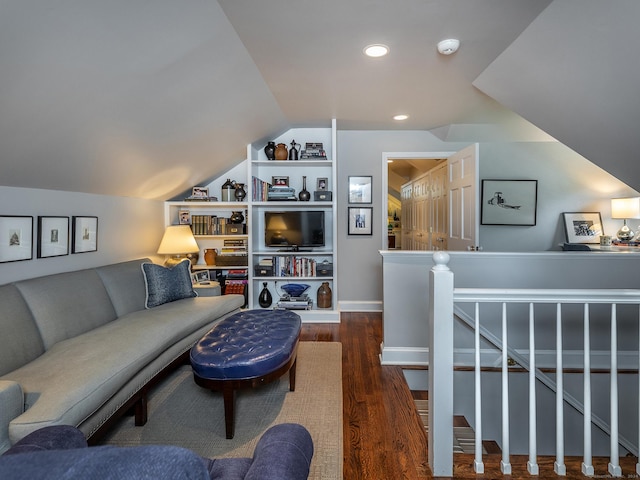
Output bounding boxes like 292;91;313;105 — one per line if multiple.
364;44;389;58
393;114;409;121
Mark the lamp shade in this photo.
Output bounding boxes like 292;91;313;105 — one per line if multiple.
611;197;640;219
157;225;199;255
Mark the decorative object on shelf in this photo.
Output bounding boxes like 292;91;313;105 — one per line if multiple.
562;212;603;244
157;225;200;266
288;140;300;160
272;176;289;187
259;282;273;308
316;177;328;191
298;176;311;201
204;248;217;266
0;215;33;263
348;207;373;235
264;141;276;160
191;270;210;284
611;197;640;242
275;143;288;160
179;210;191;225
230;211;245;224
300;142;327;160
185;186;217;202
234;183;246;202
317;282;332;309
314;191;332;201
480;179;538;226
280;283;310;298
37;216;69;259
348;176;373;204
221;178;235;202
72;216;99;254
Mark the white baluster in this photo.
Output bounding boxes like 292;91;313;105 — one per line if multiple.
501;302;511;475
582;303;594;476
608;304;621;477
474;301;484;474
527;303;538;475
554;303;566;476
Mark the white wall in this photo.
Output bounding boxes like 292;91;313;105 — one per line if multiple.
0;186;164;284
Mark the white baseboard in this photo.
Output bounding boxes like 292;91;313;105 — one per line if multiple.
338;300;382;312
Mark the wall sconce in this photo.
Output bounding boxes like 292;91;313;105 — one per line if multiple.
611;197;640;242
157;225;200;266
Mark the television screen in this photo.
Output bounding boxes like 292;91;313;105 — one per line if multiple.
265;211;325;249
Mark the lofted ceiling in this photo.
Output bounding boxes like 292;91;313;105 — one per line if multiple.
1;1;638;200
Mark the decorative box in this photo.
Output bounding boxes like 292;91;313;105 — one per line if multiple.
216;254;248;266
254;265;273;276
317;262;333;277
224;224;246;235
313;191;333;201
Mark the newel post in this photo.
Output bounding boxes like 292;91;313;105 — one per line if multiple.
428;251;454;477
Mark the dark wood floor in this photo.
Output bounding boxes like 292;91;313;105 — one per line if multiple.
302;312;639;480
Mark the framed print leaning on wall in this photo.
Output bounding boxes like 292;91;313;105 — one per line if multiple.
562;212;603;244
72;216;98;253
0;215;33;263
481;179;538;226
37;216;69;258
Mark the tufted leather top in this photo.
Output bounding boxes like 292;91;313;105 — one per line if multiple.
190;309;301;380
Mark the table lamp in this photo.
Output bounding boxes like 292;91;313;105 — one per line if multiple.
611;197;640;242
157;225;200;266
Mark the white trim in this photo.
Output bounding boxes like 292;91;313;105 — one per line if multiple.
338;300;382;312
380;344;429;365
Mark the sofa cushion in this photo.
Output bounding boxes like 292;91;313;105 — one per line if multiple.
142;260;197;309
0;285;44;377
96;258;150;317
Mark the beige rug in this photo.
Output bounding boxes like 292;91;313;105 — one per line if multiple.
101;342;343;479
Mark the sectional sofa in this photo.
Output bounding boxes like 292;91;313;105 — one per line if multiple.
0;258;245;453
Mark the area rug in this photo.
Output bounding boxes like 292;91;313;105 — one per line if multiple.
101;342;343;480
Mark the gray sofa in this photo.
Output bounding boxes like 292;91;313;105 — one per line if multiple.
0;258;244;454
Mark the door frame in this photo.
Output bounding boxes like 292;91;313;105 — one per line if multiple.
381;151;455;251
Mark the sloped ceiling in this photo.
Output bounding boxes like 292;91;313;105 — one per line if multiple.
1;1;637;199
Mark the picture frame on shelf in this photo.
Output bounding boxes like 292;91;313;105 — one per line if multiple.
37;216;69;258
179;210;191;225
317;177;328;191
562;212;604;244
272;176;289;187
191;186;209;198
348;176;372;204
348;207;373;235
480;179;538;226
191;270;210;285
0;215;33;263
72;216;98;254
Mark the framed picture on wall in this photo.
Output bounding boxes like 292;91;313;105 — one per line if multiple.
0;215;33;263
480;179;538;226
37;216;69;258
348;176;372;204
348;207;373;235
562;212;603;244
72;216;98;253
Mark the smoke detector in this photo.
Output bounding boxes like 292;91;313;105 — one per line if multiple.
437;39;460;55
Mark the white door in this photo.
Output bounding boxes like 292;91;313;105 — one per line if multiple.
447;144;479;251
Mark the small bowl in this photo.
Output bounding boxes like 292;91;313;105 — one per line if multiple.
280;283;310;297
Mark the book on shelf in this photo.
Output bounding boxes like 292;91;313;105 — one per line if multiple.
269;255;318;277
189;215;227;235
252;176;271;202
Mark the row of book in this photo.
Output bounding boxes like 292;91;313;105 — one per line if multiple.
190;215;228;235
300;142;327;160
261;256;321;277
252;176;271;202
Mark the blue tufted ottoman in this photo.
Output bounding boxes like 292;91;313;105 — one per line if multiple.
190;309;302;439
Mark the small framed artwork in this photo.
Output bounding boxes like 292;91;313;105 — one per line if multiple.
179;210;191;225
191;270;210;285
348;207;373;235
72;216;98;254
191;186;209;198
37;216;69;258
316;177;328;191
272;176;289;187
481;179;538;226
563;212;604;244
0;215;33;263
348;176;372;204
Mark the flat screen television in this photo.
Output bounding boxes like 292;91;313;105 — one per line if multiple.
265;211;325;250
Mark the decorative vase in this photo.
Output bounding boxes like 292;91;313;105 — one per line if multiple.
221;178;235;202
259;282;273;308
298;176;311;201
230;211;244;224
317;282;332;309
275;143;288;160
288;140;300;160
204;248;217;266
264;141;276;160
234;183;246;202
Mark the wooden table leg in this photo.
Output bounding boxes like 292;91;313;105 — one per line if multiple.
289;358;297;392
222;384;235;439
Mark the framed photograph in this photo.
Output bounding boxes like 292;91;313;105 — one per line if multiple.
191;270;210;285
316;177;328;191
348;176;372;204
37;216;69;258
563;212;604;244
0;215;33;263
191;186;209;198
272;176;289;187
348;207;373;235
481;179;538;226
179;210;191;225
72;216;98;254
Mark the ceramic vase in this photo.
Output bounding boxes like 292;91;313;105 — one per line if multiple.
234;183;246;201
275;143;288;160
288;140;300;160
259;282;273;308
317;282;332;309
264;141;276;160
204;248;217;266
298;176;310;201
221;178;235;202
230;211;244;224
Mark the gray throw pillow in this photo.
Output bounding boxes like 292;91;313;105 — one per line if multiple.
141;260;197;309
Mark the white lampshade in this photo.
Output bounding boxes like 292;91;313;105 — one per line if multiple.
157;225;199;255
611;197;640;219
